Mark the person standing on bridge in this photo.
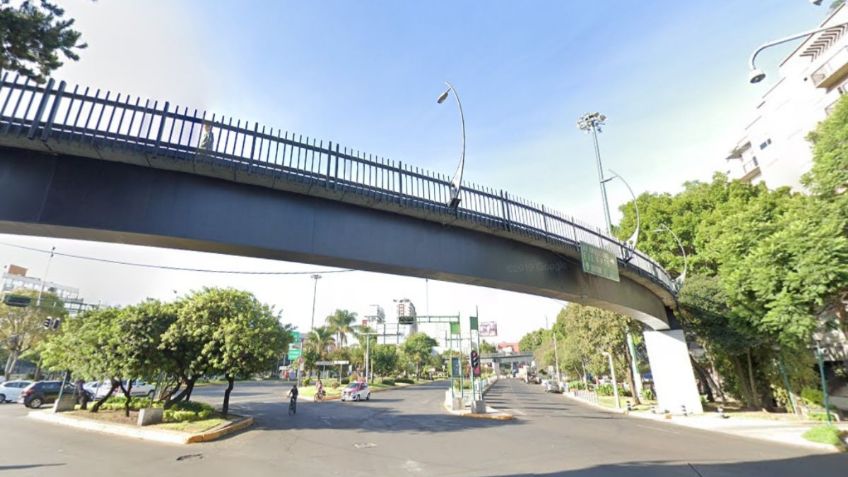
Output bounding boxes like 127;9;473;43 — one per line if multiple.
199;122;215;151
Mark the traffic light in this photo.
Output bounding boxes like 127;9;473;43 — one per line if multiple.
51;318;61;330
3;294;32;307
43;318;53;329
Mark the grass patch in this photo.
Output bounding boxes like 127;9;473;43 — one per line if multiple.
298;385;342;399
157;418;228;433
802;424;846;447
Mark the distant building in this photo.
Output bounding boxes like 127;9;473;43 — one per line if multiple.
2;264;91;315
725;4;848;189
497;342;520;354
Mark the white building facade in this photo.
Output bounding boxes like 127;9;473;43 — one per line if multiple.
726;4;848;189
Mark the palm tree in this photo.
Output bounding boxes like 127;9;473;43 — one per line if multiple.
326;309;357;348
306;326;335;358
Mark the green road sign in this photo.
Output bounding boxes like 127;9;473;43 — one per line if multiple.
450;322;460;335
287;331;303;360
580;242;620;282
398;316;415;325
470;316;478;331
3;294;31;307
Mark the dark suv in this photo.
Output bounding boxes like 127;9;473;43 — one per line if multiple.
18;381;78;408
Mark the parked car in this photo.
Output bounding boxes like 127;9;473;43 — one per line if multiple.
341;381;370;401
0;380;32;403
544;380;562;393
18;381;79;408
94;379;156;399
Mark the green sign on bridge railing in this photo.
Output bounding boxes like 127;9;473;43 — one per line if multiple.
580;242;620;282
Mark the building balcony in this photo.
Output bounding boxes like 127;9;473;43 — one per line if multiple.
739;157;761;183
811;45;848;89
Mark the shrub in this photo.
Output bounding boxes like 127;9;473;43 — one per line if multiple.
163;401;215;423
395;377;414;384
641;387;655;401
801;388;825;407
568;381;586;391
98;396;159;411
802;425;845;447
302;377;312;386
341;378;350;385
381;379;395;386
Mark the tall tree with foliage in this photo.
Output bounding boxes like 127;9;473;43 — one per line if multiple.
326;309;357;348
1;289;65;379
0;0;87;82
401;332;438;378
370;344;399;377
42;307;125;413
197;289;291;415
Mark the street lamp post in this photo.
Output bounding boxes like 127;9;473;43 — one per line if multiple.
602;351;621;410
748;21;848;84
309;274;322;331
577;116;643;401
577;112;612;233
654;224;688;287
35;246;56;307
814;340;833;424
361;332;379;384
437;81;466;208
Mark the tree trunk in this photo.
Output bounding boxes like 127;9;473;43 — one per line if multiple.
730;355;756;408
704;352;727;405
165;376;197;408
745;349;762;408
222;374;235;416
90;380;119;413
622;346;641;404
4;348;20;379
120;381;134;417
690;357;715;403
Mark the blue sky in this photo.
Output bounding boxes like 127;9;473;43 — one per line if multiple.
0;1;829;341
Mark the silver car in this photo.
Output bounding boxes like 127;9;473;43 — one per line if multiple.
0;380;32;403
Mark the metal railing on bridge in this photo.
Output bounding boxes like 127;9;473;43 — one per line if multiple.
0;75;676;292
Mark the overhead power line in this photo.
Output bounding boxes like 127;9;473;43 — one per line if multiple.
0;241;356;276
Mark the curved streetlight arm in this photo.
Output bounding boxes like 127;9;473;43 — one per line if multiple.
606;169;640;250
439;81;466;207
655;224;687;285
750;22;848;71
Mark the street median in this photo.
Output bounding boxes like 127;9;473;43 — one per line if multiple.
28;410;253;445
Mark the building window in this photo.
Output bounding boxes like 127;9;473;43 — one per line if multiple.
759;138;772;150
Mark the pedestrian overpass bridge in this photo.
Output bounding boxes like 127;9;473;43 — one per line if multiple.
0;76;701;413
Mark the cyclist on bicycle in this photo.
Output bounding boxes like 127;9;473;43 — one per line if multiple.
287;383;299;414
316;378;325;401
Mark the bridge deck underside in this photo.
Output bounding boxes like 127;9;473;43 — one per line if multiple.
0;147;673;329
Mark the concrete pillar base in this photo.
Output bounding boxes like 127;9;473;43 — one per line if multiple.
451;397;464;411
471;400;487;414
644;329;703;415
52;394;76;413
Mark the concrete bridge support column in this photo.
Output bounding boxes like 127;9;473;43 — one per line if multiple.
643;329;703;415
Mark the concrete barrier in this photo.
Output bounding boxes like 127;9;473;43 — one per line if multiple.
138;408;163;426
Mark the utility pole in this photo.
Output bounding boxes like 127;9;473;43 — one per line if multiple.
309;274;321;331
36;246;56;307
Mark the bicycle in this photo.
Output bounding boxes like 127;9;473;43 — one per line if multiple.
314;389;326;402
288;397;297;416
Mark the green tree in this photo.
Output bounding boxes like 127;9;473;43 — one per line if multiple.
401;332;438;378
198;289;290;415
518;328;549;354
305;326;335;359
42;307;125;413
479;340;497;354
371;344;399;377
0;0;87;83
1;290;65;379
325;309;357;348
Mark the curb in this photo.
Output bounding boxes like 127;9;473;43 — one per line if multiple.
28;410;253;445
442;403;515;421
564;395;844;453
562;393;626;414
186;416;254;443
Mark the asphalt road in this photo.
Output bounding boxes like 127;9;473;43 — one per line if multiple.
1;378;846;476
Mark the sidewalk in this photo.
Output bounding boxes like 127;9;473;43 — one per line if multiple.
564;393;846;452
